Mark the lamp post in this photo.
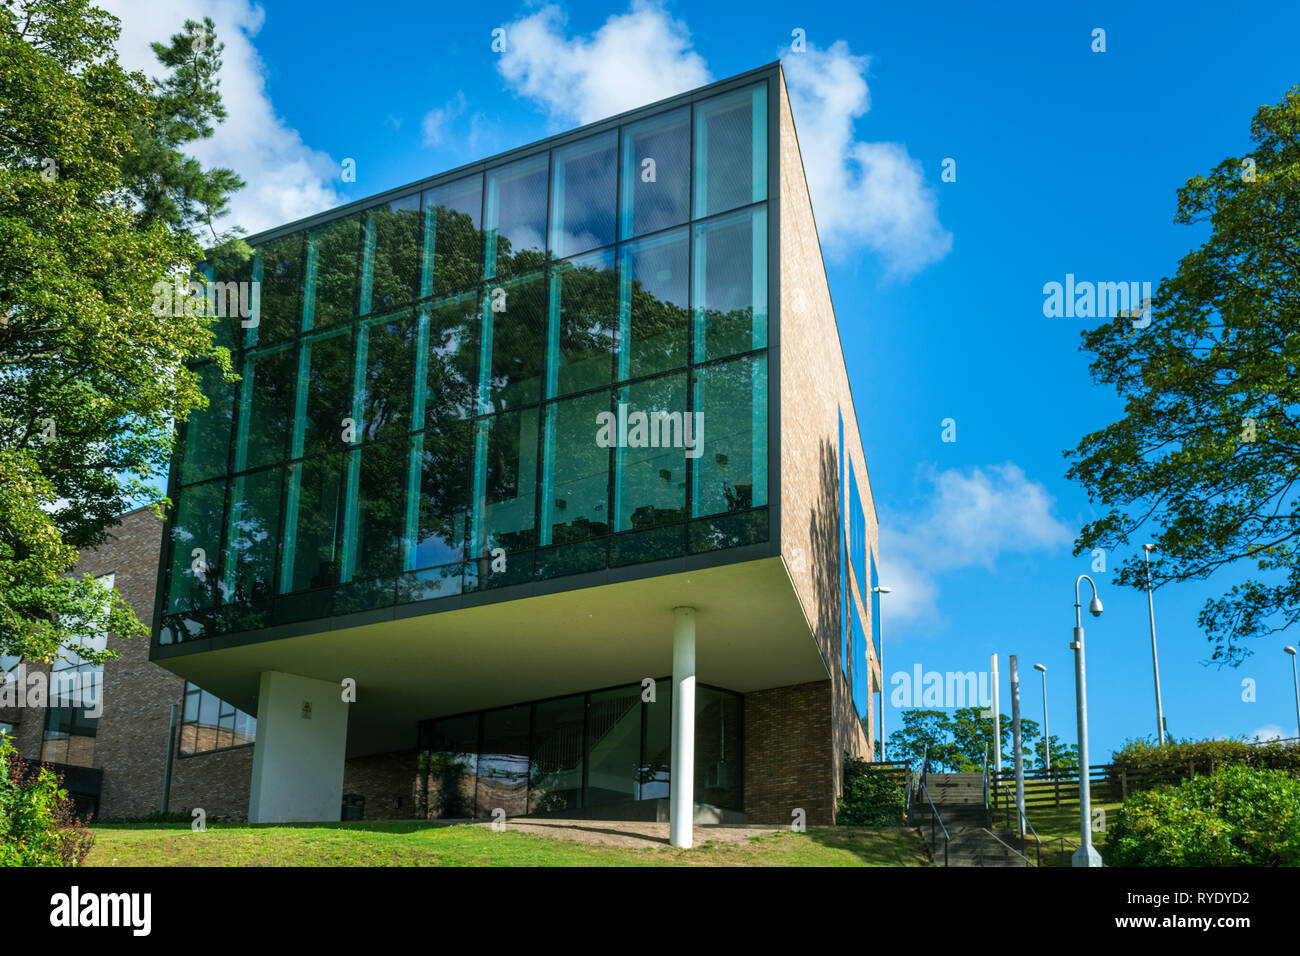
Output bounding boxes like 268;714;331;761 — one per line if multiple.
1286;647;1300;742
1033;663;1049;773
872;585;891;761
1142;544;1166;746
1071;574;1104;867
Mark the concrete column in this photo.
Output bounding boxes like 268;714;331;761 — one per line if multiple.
248;671;349;823
670;606;696;849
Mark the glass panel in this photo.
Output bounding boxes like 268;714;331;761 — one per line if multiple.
233;710;256;746
619;228;688;381
424;294;480;424
481;272;546;413
641;681;671;800
197;689;218;749
221;466;283;607
296;328;354;460
180;361;234;485
476;705;529;818
410;420;472;570
235;345;295;473
693;83;767;219
250;232;305;347
695;687;741;809
692;206;767;363
541;390;610;547
366;194;422;314
586;686;641;807
528;695;584;815
484;154;548;280
613;373;688;533
217;701;236;750
475;408;539;563
549;131;616;259
166;479;225;614
692;354;767;517
281;454;345;594
204;250;252;353
347;439;406;586
422;175;483;298
551;248;616;398
308;213;363;331
359;311;416;443
423;714;478;819
620;106;690;239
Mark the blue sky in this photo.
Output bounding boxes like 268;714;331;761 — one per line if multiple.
102;0;1300;758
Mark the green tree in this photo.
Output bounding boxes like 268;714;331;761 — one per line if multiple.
1066;86;1300;666
885;710;948;769
0;1;242;667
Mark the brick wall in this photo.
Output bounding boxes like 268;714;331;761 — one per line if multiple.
743;679;836;824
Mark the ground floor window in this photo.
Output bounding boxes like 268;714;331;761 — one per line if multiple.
417;680;742;817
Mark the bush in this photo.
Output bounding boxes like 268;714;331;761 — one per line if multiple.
1112;737;1300;778
838;755;907;826
1107;763;1300;866
0;737;95;866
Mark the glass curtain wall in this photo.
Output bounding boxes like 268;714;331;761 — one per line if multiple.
417;680;742;818
161;81;771;643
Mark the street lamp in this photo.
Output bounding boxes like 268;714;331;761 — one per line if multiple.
1071;574;1104;868
1286;647;1300;742
1033;663;1049;773
872;586;891;761
1142;544;1166;746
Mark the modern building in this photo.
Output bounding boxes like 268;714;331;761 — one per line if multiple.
144;61;882;842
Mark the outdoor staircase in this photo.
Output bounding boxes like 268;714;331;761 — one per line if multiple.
918;773;1034;867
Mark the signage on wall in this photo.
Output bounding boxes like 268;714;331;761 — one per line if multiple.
301;700;312;720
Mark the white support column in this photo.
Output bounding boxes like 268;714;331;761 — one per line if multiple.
248;671;349;823
670;606;696;849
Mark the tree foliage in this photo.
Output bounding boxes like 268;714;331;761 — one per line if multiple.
0;1;242;665
1066;86;1300;665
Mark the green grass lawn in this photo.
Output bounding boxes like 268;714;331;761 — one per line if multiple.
85;822;932;867
990;801;1124;866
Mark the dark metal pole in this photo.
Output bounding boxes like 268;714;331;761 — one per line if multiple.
161;702;178;813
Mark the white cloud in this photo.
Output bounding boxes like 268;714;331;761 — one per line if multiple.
422;92;467;147
1249;723;1299;742
495;1;711;127
491;5;948;276
879;463;1073;621
98;0;341;236
781;41;951;276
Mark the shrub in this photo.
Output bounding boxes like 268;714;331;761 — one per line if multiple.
1112;737;1300;779
0;737;95;866
838;755;907;826
1107;763;1300;866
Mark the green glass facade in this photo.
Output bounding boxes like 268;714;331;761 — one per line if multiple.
417;680;742;817
159;80;770;646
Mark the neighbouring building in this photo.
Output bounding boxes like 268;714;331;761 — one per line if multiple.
5;62;885;841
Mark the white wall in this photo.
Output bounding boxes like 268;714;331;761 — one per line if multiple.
248;671;349;823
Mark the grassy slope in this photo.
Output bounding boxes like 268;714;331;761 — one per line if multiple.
86;822;932;867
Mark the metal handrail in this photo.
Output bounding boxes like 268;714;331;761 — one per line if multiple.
915;774;951;867
975;826;1036;867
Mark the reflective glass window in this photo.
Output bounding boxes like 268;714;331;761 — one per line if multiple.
365;194;422;314
165;480;225;614
692;206;767;363
541;390;611;548
281;454;345;594
692;354;767;517
234;344;295;473
618;228;688;381
549;131;616;259
586;686;642;807
477;705;529;818
359;311;417;443
221;466;282;607
295;328;354;460
180;361;234;485
308;213;363;330
551;248;616;398
693;84;767;218
422;175;483;298
528;695;584;814
250;232;305;347
485;155;548;279
480;272;546;413
620;106;690;239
